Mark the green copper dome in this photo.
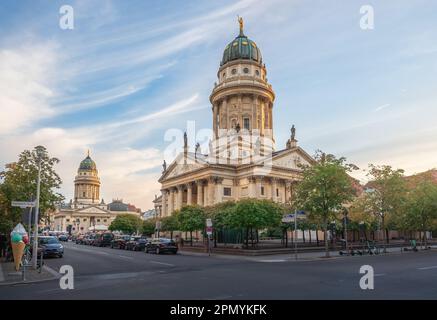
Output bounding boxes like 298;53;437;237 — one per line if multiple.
79;154;96;170
221;31;262;66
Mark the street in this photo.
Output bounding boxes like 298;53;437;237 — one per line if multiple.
1;242;437;299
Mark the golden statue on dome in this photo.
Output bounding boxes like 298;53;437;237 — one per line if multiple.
238;16;244;34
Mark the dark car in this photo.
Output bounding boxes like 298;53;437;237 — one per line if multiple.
58;234;69;242
93;232;114;247
83;234;97;245
145;238;178;254
125;236;148;251
110;235;131;249
38;236;64;258
75;234;85;244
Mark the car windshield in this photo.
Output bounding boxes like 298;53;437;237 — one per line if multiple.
39;237;59;245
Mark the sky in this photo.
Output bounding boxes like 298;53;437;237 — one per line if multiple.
1;0;436;211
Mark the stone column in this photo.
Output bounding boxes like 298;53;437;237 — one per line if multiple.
177;185;184;210
207;178;215;205
215;177;224;204
162;190;168;217
271;178;277;202
196;180;204;206
248;176;256;198
169;188;175;214
285;180;292;204
233;179;240;200
187;183;193;205
255;176;263;197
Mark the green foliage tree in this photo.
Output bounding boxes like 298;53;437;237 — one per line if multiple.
226;199;283;248
293;151;358;257
177;205;205;246
109;214;143;234
160;215;180;240
403;177;437;247
0;146;64;234
142;219;156;236
364;164;407;246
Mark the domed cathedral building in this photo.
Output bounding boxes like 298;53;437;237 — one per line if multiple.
154;19;315;216
52;151;142;234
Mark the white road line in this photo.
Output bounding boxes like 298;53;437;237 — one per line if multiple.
97;251;110;255
150;261;175;267
257;260;286;263
375;273;386;277
118;255;134;260
418;266;437;270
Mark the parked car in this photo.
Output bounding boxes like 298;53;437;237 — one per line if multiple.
83;234;98;245
110;235;131;249
37;236;64;258
125;236;148;251
58;234;69;242
75;234;85;244
93;232;114;247
145;238;178;254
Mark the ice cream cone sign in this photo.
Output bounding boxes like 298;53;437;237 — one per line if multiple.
10;223;29;271
11;241;25;271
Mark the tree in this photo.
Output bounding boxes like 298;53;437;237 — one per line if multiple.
109;214;143;234
364;164;407;248
0;146;64;234
404;177;437;247
293;151;358;257
142;219;156;237
226;199;283;248
160;215;180;240
177;205;205;246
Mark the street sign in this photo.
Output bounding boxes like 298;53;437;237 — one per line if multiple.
11;201;35;208
206;226;213;235
206;218;213;227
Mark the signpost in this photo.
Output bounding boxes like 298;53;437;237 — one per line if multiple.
283;211;305;260
206;219;213;256
11;201;35;208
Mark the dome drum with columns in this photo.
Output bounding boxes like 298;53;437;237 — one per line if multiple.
154;19;316;218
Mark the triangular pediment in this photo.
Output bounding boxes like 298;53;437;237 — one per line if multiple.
159;152;209;182
76;205;110;214
271;147;315;170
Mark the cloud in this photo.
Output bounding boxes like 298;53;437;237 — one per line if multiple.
374;103;391;112
0;43;59;134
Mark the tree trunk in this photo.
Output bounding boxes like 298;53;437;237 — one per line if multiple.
324;218;330;257
170;231;173;240
251;228;254;248
316;229;319;246
256;229;259;243
302;229;306;243
190;231;193;246
309;229;312;244
245;228;249;248
285;229;288;248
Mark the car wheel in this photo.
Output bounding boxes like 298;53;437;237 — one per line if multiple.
59;254;63;258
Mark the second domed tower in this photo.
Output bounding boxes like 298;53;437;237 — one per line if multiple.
210;18;275;160
74;151;101;204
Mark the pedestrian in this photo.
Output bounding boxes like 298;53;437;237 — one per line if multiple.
0;233;6;258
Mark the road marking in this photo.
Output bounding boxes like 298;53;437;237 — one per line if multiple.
418;266;437;270
257;259;286;263
118;255;134;260
150;261;175;267
374;273;386;277
97;251;109;255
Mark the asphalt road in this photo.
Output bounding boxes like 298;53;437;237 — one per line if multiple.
1;241;437;299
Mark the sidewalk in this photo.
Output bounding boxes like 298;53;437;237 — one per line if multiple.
179;245;437;262
0;258;59;286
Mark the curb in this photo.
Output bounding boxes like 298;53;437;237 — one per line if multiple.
0;265;60;287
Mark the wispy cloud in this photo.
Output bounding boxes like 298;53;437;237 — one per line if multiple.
374;103;391;112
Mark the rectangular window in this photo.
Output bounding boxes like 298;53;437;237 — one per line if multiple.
224;187;232;196
243;117;250;130
261;186;265;196
83;219;87;222
66;219;70;222
276;189;279;197
97;219;100;222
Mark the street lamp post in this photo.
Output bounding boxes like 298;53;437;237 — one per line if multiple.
343;208;348;254
32;146;44;269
